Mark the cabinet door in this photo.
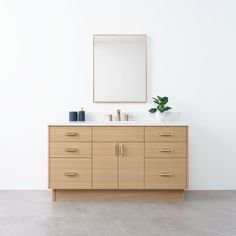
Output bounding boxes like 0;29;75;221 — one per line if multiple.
119;142;144;189
93;142;118;189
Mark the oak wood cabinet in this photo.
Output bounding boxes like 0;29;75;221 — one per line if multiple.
48;125;188;201
93;142;144;189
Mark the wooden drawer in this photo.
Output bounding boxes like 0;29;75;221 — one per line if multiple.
49;127;91;142
49;142;91;158
49;158;91;189
145;142;186;158
145;127;187;142
145;158;187;189
93;127;144;142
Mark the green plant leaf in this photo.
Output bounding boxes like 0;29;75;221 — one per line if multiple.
162;107;172;112
152;95;171;113
149;108;157;113
152;97;159;104
162;97;168;105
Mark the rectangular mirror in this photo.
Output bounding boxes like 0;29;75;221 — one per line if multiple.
93;34;147;103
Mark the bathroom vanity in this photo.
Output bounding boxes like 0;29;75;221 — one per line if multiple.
48;122;188;201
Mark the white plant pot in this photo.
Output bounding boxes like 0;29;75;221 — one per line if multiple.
155;112;166;122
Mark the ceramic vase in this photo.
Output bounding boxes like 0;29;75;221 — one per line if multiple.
155;112;166;122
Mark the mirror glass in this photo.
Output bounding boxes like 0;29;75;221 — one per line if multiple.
93;35;147;103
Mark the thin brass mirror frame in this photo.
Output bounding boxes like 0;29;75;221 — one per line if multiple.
93;34;147;103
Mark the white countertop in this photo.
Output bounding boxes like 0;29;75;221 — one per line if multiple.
48;121;188;126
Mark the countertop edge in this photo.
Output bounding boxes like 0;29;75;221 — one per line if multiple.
47;122;188;127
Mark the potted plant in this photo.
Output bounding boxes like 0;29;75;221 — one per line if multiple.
149;96;172;122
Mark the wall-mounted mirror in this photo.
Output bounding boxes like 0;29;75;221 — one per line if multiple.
93;34;147;103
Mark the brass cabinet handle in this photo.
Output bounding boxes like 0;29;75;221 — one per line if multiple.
159;131;172;136
64;172;78;177
119;143;124;157
64;148;78;152
159;147;174;152
113;143;119;157
160;172;173;177
65;132;78;136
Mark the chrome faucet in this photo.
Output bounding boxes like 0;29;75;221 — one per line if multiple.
117;109;121;121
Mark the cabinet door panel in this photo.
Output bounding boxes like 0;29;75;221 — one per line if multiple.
119;142;144;189
93;142;118;189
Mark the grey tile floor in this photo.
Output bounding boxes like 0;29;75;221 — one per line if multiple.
0;191;235;236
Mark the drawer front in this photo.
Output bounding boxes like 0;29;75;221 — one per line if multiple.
145;158;187;189
145;142;186;158
49;158;91;189
49;127;91;142
93;127;144;142
145;127;187;142
50;142;91;158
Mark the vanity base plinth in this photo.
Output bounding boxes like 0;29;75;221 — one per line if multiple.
52;190;185;201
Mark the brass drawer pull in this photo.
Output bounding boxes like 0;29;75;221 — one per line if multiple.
160;172;173;177
65;132;78;136
113;143;119;157
119;143;124;157
160;147;174;152
159;131;172;136
64;148;78;152
64;172;78;177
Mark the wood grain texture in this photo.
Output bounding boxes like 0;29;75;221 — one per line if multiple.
93;142;118;189
145;142;186;158
145;127;187;142
49;142;91;158
48;125;188;201
145;158;187;189
119;142;144;189
49;158;91;189
93;127;144;141
49;126;91;142
54;190;184;201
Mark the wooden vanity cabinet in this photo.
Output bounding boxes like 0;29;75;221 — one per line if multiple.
48;125;188;201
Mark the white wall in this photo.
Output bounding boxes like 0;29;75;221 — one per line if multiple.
0;0;236;189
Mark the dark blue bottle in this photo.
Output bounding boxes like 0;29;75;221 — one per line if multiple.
78;108;85;121
69;111;77;121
